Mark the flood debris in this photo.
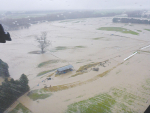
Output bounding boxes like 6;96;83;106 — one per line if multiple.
93;68;99;71
99;60;109;67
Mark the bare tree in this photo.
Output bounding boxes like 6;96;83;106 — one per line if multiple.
36;32;51;54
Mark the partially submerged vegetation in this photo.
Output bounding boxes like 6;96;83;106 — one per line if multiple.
40;63;117;93
59;20;75;23
138;50;150;54
73;60;109;77
38;65;71;77
93;37;104;40
28;90;52;101
47;73;54;77
71;71;85;77
66;82;148;113
66;93;116;113
137;30;142;32
55;46;68;50
76;95;84;98
37;69;57;77
53;46;86;52
9;103;32;113
38;60;59;68
97;27;139;35
144;29;150;31
40;82;78;92
76;62;100;72
74;46;86;48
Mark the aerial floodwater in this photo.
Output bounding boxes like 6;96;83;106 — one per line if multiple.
0;15;150;112
0;0;150;112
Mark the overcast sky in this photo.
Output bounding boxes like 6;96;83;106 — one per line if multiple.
0;0;149;11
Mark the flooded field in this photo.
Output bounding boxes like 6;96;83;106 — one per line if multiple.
1;17;150;113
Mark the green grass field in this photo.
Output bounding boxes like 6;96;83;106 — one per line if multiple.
97;27;139;35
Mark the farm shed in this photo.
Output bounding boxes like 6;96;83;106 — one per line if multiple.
56;65;73;74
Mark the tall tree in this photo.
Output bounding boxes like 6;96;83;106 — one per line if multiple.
36;32;51;54
19;74;29;92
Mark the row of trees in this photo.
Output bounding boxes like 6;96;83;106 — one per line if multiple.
113;18;150;24
0;74;29;113
126;10;143;18
0;11;121;30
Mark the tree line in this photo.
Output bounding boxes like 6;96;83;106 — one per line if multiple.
113;17;150;24
0;11;121;30
126;10;149;18
0;59;10;77
0;59;29;113
0;74;29;113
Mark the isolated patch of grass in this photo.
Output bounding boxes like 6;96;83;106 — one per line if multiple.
93;37;104;40
47;73;54;77
28;90;52;101
97;27;139;35
137;30;142;32
76;95;84;98
59;20;75;23
28;51;42;54
65;99;71;102
38;60;59;68
126;62;129;65
74;21;80;23
144;29;150;31
55;46;68;50
76;62;82;63
97;70;110;77
37;69;57;77
116;70;121;74
66;93;116;113
140;50;150;54
71;72;85;77
74;46;86;48
41;84;73;92
9;103;32;113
